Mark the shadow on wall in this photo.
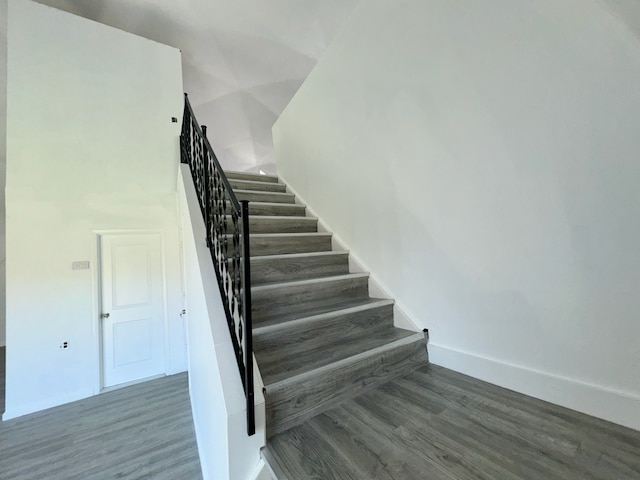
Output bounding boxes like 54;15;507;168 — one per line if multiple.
603;0;640;40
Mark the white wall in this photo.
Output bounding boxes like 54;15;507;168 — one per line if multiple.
274;0;640;430
4;0;186;419
178;166;266;480
27;0;361;175
0;0;7;347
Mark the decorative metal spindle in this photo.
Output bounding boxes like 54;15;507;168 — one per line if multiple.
181;93;255;436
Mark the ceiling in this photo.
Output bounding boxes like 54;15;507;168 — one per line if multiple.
31;0;361;174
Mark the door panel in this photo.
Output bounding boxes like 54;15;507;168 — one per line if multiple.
101;233;165;388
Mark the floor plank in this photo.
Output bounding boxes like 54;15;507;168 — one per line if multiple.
266;364;640;480
0;360;202;480
0;347;5;414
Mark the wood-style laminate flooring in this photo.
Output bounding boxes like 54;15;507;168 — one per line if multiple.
266;364;640;480
0;347;5;415
0;349;203;480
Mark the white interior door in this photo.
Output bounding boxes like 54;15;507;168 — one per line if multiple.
100;233;166;388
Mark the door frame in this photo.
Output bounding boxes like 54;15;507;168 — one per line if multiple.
93;229;170;391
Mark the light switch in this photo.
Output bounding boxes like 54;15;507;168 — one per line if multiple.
72;261;90;270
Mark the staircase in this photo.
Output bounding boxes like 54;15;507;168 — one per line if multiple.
225;170;428;441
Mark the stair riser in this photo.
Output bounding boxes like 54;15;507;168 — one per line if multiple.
225;171;280;184
233;191;295;204
225;217;317;234
251;253;349;285
229;179;287;193
248;236;332;256
252;277;369;324
254;304;394;348
265;338;427;437
225;203;306;217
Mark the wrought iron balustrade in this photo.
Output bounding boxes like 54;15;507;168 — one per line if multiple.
180;93;255;436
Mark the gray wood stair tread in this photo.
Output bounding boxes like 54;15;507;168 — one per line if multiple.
256;324;418;385
233;189;296;204
235;214;316;222
264;333;425;389
265;335;426;436
248;232;332;239
224;231;331;241
226;201;306;217
252;273;370;324
252;272;369;293
225;215;318;234
246;201;304;208
253;298;391;330
224;170;280;183
224;215;316;224
228;178;284;187
228;178;287;193
252;251;349;261
245;232;333;256
232;189;294;198
254;298;394;335
251;251;350;286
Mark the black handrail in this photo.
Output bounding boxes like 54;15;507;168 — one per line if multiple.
180;93;255;436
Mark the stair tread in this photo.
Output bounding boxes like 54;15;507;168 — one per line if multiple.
246;232;333;256
251;251;350;286
252;272;368;292
254;298;394;336
225;170;280;183
229;178;284;187
260;331;424;387
225;215;316;222
233;188;293;197
225;214;318;234
252;297;386;330
252;250;348;262
264;333;426;436
224;232;331;240
248;201;300;207
225;201;306;217
249;232;331;238
229;178;287;193
234;189;296;204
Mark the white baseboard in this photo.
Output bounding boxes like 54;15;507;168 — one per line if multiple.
250;459;274;480
2;388;94;421
429;343;640;432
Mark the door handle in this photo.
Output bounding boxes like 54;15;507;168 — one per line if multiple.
101;313;110;319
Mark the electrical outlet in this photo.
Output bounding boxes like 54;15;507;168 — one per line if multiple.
60;341;69;349
72;261;90;270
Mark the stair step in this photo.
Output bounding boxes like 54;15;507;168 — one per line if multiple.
263;332;427;436
229;178;287;193
225;170;280;184
251;251;349;285
246;233;332;256
225;201;306;217
233;189;296;204
254;298;394;336
252;273;370;324
255;300;399;384
225;215;317;234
